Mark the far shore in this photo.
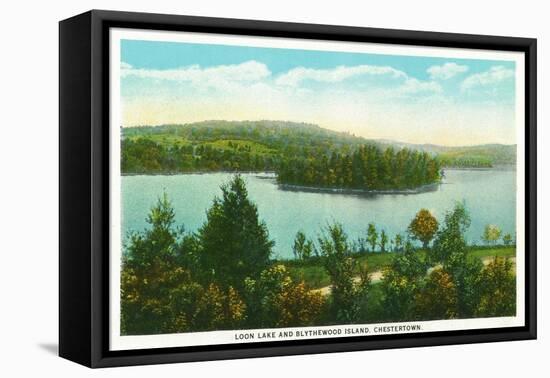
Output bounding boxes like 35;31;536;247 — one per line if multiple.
121;170;441;195
121;164;516;178
443;164;516;171
121;165;515;196
121;170;277;177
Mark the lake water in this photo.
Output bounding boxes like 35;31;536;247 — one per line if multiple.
122;169;516;259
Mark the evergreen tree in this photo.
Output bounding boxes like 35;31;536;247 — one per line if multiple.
198;175;274;289
121;193;205;334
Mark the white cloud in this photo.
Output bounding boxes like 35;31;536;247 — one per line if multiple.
121;60;271;86
120;62;133;69
460;66;514;91
275;65;407;86
427;62;469;80
396;78;442;95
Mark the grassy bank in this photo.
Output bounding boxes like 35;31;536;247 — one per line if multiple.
281;246;516;289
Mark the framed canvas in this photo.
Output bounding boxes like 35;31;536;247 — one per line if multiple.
59;10;537;368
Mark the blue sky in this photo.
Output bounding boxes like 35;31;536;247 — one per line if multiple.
120;39;517;146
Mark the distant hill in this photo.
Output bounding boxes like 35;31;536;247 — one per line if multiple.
122;120;516;169
123;120;369;151
375;139;516;167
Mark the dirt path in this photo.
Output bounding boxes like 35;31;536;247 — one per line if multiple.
311;271;384;296
311;256;516;296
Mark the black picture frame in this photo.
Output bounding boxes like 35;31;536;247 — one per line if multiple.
59;9;537;368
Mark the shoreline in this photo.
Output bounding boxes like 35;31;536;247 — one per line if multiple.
443;165;516;171
122;170;277;177
122;170;440;195
121;166;514;196
121;165;516;177
277;182;441;195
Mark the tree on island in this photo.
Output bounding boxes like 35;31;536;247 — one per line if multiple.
408;209;439;249
198;175;274;290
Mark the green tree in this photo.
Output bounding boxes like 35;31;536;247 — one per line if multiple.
379;230;388;253
408;209;438;249
431;202;483;318
121;193;218;334
318;223;370;322
393;233;404;253
482;224;502;245
380;242;426;321
431;202;470;266
414;268;458;320
293;230;314;260
502;233;513;246
121;193;249;335
198;175;274;289
243;265;325;328
367;223;378;253
121;193;185;334
476;257;516;317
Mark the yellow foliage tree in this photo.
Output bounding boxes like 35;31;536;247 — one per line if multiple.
408;209;439;249
415;268;458;320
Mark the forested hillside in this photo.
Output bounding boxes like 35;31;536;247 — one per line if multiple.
121;120;514;190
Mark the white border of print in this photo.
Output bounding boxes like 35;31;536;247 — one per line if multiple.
109;28;526;351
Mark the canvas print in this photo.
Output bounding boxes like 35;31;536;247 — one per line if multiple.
109;29;525;350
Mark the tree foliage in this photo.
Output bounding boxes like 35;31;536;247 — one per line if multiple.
121;179;517;334
121;121;441;191
293;230;314;260
476;257;516;317
244;265;325;328
380;242;427;320
121;193;246;334
482;224;502;245
379;230;389;253
198;175;274;289
318;223;370;322
278;145;441;190
431;202;483;318
408;209;439;249
502;233;513;246
414;268;458;320
367;223;378;253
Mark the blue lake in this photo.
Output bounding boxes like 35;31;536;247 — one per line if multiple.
121;169;516;259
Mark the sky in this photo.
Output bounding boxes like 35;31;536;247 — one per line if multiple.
120;39;517;146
